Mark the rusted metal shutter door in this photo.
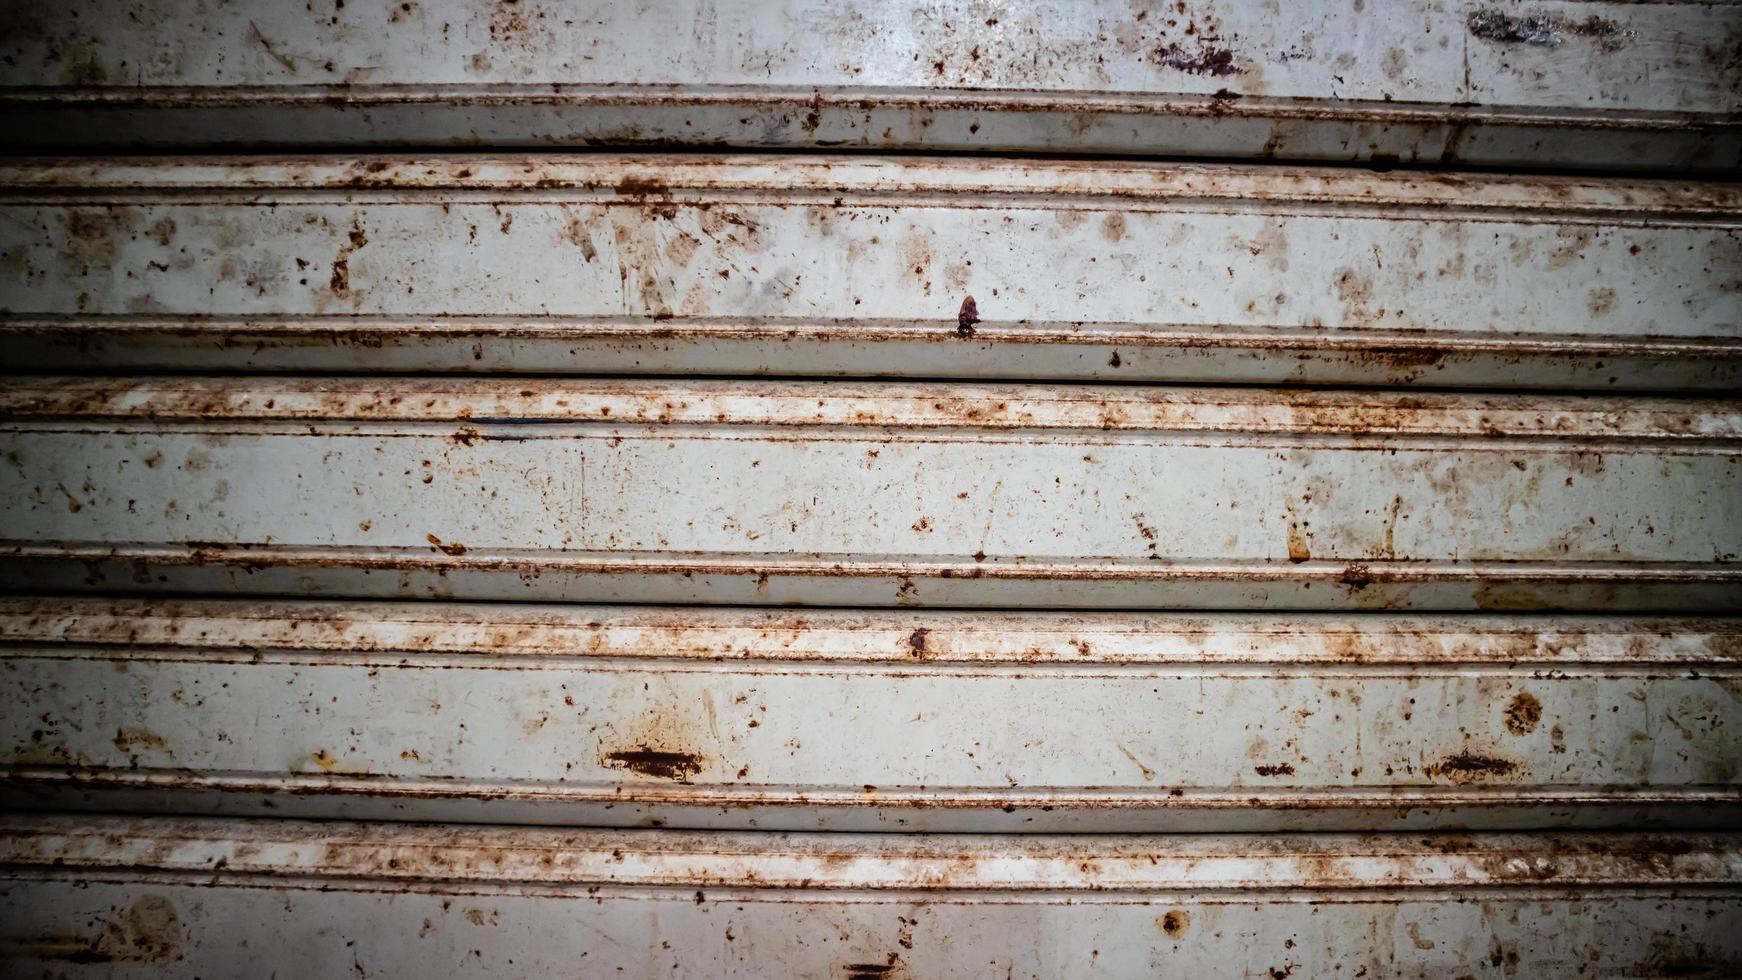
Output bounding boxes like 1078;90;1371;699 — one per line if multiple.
2;0;1738;169
2;2;1740;977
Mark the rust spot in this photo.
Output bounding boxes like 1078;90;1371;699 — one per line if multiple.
907;627;930;656
1152;42;1239;76
1503;691;1542;736
1426;751;1518;780
603;747;704;782
1159;909;1190;938
425;534;468;556
55;483;83;513
1339;564;1374;590
329;220;367;294
1254;763;1296;777
614;174;671;198
1286;521;1311;564
112;728;168;753
956;296;979;337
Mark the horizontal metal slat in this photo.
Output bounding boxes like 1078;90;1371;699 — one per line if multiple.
2;598;1737;831
2;156;1737;388
1;0;1737;169
2;816;1739;976
3;378;1738;610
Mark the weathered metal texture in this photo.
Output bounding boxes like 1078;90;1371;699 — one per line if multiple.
1;816;1738;977
2;156;1738;389
1;0;1737;169
2;377;1738;609
2;597;1737;832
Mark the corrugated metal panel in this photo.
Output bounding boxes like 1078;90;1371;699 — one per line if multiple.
3;597;1736;831
2;156;1737;389
3;8;1736;967
3;377;1737;609
2;816;1739;977
1;0;1737;169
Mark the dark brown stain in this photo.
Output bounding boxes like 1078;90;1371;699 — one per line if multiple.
329;220;368;294
1160;909;1190;938
1339;563;1374;590
1152;42;1239;76
603;747;704;782
614;174;671;198
1254;763;1296;777
956;295;979;337
907;627;930;656
1503;691;1542;735
1426;750;1518;779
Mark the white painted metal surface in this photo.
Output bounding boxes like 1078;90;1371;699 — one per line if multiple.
2;156;1737;388
3;377;1737;609
1;0;1737;169
3;598;1736;832
2;816;1739;977
2;9;1737;967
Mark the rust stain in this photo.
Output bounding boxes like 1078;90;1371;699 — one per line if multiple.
247;22;300;72
1339;564;1375;591
17;896;183;964
329;219;368;294
1117;744;1157;782
602;747;704;782
1503;691;1542;736
1254;763;1296;777
1407;922;1436;950
111;728;168;753
907;627;930;657
1285;517;1311;564
425;534;468;556
1152;42;1239;76
614;174;671;198
1425;750;1518;781
956;295;979;337
1627;933;1738;978
1159;909;1191;938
